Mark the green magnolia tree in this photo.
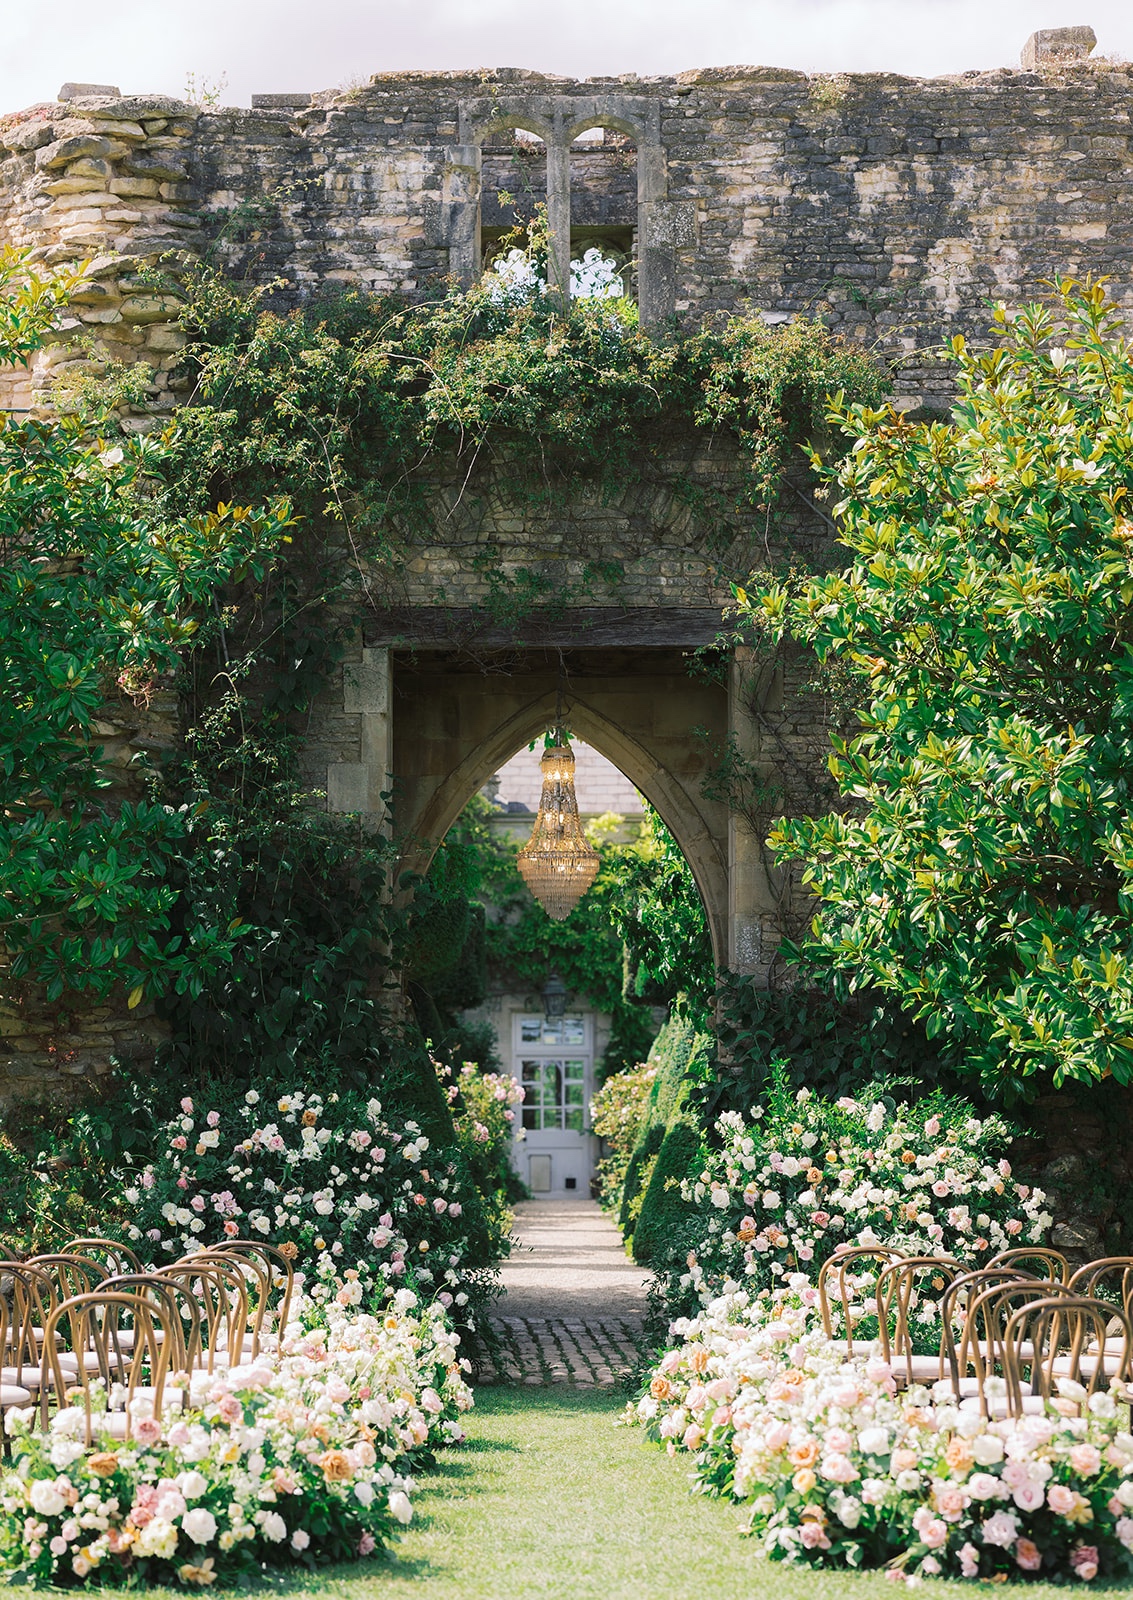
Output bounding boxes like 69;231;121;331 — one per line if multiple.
0;250;291;1006
745;279;1133;1098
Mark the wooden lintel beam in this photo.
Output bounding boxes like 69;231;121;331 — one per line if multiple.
363;606;729;649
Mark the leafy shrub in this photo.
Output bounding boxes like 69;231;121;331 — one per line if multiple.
618;1012;713;1247
590;1060;657;1209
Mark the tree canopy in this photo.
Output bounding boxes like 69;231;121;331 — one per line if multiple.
0;250;290;1006
746;280;1133;1098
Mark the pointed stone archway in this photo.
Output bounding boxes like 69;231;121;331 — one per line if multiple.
311;629;788;980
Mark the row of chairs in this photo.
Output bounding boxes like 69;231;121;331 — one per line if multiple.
1;1237;295;1443
817;1245;1133;1418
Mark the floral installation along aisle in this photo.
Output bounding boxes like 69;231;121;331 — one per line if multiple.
628;1083;1133;1585
0;1082;518;1587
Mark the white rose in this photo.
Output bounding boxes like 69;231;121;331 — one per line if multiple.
181;1508;217;1545
972;1434;1004;1464
178;1471;209;1500
291;1529;310;1550
260;1511;287;1543
857;1428;889;1457
354;1480;374;1507
388;1490;413;1525
762;1191;781;1210
29;1480;66;1516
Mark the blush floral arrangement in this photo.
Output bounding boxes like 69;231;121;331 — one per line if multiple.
631;1285;1133;1585
657;1077;1050;1319
1;1288;472;1587
118;1087;510;1325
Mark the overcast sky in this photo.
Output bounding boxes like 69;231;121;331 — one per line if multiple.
4;0;1132;112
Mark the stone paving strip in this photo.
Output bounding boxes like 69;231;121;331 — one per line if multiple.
468;1199;654;1388
473;1314;650;1387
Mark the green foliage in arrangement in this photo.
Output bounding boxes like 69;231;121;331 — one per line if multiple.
0;250;291;1010
745;280;1133;1098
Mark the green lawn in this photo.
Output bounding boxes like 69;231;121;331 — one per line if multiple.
11;1389;1132;1598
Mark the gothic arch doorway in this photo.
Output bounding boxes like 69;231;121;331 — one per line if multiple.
391;647;730;972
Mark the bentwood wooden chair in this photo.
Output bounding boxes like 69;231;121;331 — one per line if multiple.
1068;1257;1133;1318
39;1291;176;1443
63;1237;146;1277
159;1258;251;1372
818;1246;906;1357
986;1246;1071;1283
217;1239;296;1345
937;1265;1047;1399
101;1273;203;1377
1003;1295;1133;1418
874;1255;963;1387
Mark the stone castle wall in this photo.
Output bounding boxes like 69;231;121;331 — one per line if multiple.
3;41;1132;415
2;31;1131;1106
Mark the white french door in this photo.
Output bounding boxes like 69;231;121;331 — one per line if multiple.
511;1013;594;1196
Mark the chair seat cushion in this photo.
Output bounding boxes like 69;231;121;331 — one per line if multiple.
0;1384;33;1406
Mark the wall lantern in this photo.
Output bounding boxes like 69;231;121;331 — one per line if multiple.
541;971;568;1020
516;732;600;920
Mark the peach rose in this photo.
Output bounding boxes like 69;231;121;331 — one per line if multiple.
87;1453;120;1478
650;1375;673;1401
945;1438;974;1474
789;1438;820;1468
793;1467;817;1494
319;1450;354;1482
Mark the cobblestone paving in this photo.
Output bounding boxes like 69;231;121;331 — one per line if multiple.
469;1199;652;1388
475;1314;649;1387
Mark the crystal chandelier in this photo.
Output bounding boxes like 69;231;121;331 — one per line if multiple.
517;733;600;920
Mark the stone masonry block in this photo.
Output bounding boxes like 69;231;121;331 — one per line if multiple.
343;647;389;714
1021;27;1096;69
326;762;370;812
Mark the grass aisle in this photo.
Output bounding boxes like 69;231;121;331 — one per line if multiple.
306;1387;1133;1600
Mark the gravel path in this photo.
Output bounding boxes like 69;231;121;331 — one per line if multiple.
474;1199;652;1387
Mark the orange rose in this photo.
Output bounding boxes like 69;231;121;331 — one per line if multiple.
793;1467;817;1494
87;1453;119;1478
319;1450;354;1482
277;1241;298;1261
650;1375;673;1401
788;1438;820;1468
806;1168;824;1186
782;1368;807;1388
302;1109;318;1127
689;1349;711;1374
901;1150;916;1164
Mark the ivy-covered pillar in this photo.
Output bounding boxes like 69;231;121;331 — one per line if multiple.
327;643;391;826
727;646;778;979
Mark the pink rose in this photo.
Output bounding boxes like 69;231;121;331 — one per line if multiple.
1071;1545;1099;1581
1005;1218;1023;1235
924;1117;941;1137
799;1522;830;1550
959;1542;980;1578
181;1098;194;1113
1012;1480;1045;1513
825;1427;853;1455
223;1220;239;1236
820;1454;859;1484
1015;1537;1042;1572
190;1195;205;1213
171;1136;187;1151
132;1416;162;1447
1048;1485;1077;1517
357;1533;376;1556
922;1519;948;1550
765;1422;791;1451
1069;1445;1101;1476
206;1111;220;1127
